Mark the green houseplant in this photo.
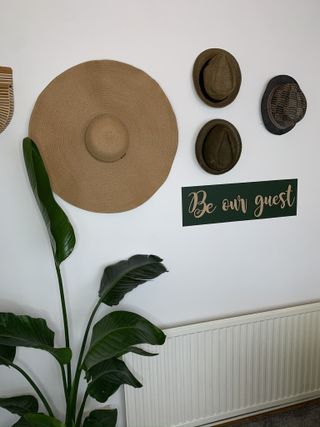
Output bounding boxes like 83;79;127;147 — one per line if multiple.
0;138;167;427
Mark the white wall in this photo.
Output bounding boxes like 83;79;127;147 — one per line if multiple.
1;0;320;425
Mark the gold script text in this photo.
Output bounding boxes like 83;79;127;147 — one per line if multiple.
188;191;217;218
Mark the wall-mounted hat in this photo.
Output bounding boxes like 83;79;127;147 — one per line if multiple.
193;48;242;107
261;75;307;135
195;119;242;174
29;60;178;213
0;67;14;134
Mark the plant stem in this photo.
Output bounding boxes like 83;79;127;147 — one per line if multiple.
75;299;101;377
68;299;101;424
55;263;72;395
0;356;54;417
75;389;89;427
60;365;68;401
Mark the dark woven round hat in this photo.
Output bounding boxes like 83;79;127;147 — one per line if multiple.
193;48;242;108
195;119;242;174
261;75;307;135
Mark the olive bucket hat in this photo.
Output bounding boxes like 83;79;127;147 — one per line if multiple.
195;119;242;174
261;75;307;135
193;48;242;107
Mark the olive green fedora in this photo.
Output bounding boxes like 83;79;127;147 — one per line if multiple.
195;119;242;174
193;48;242;107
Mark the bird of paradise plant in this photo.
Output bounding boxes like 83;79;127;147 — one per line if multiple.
0;138;167;427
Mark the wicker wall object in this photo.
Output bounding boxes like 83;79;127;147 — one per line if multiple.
0;67;14;134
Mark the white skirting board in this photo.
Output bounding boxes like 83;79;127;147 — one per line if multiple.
124;302;320;427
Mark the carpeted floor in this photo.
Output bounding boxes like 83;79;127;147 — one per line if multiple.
223;400;320;426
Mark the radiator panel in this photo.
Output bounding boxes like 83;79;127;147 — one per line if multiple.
124;303;320;427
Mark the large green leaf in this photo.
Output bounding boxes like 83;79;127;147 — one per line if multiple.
12;418;30;427
126;346;157;357
83;409;117;427
23;138;75;266
0;344;16;366
13;413;65;427
99;254;167;306
87;358;142;403
0;313;71;365
84;311;166;370
0;395;38;416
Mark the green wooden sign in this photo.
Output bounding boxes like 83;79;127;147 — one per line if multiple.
182;179;297;227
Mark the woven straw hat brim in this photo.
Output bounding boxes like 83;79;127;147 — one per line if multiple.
193;48;242;108
195;119;242;174
261;75;303;135
29;60;178;213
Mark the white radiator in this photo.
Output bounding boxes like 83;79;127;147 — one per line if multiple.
124;302;320;427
